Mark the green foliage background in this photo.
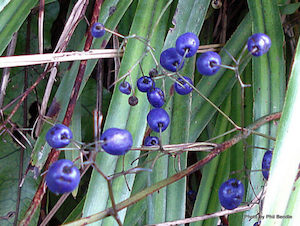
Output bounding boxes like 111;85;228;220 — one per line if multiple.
0;0;299;225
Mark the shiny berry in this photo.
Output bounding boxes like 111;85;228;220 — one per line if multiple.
46;124;73;148
137;76;155;92
147;108;170;132
160;47;185;72
91;22;106;38
174;76;193;95
262;150;272;180
218;178;244;210
119;81;131;95
128;95;138;106
247;33;271;57
144;136;159;146
211;0;222;9
196;51;221;76
147;87;165;108
45;159;80;194
175;32;199;58
100;128;133;155
253;222;261;226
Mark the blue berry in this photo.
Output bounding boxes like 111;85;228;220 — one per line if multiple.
46;124;73;148
144;136;159;146
174;76;193;95
119;81;131;95
262;150;273;180
147;108;170;132
175;32;199;58
253;222;261;226
196;51;221;76
218;178;244;210
45;159;80;194
247;33;271;57
100;128;133;155
137;76;155;92
147;87;165;108
160;48;185;72
91;22;106;38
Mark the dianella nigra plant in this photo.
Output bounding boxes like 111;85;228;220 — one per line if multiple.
0;0;299;226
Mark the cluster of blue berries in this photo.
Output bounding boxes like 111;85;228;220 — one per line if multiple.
118;72;170;137
45;25;272;204
160;32;222;78
45;124;79;194
45;124;133;194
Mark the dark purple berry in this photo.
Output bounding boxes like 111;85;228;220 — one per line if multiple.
174;76;193;95
144;136;159;146
45;159;80;194
218;178;244;210
128;95;138;106
119;81;131;95
149;68;158;77
247;33;271;57
160;48;185;72
253;222;261;226
147;87;165;108
100;128;133;155
46;124;73;148
196;51;221;76
147;108;170;132
137;76;155;92
262;150;272;180
175;32;199;58
91;22;106;38
187;190;197;201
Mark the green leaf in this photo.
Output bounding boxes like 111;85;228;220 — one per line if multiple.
191;95;231;226
146;0;211;223
0;0;38;55
279;2;300;15
0;134;39;226
82;1;170;225
189;13;252;142
0;0;11;12
261;31;300;226
283;177;300;225
228;63;253;226
243;1;286;224
63;196;86;224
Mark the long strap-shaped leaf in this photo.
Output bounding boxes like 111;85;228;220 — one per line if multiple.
82;1;170;225
243;1;286;224
191;95;232;226
163;0;211;224
261;31;300;226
